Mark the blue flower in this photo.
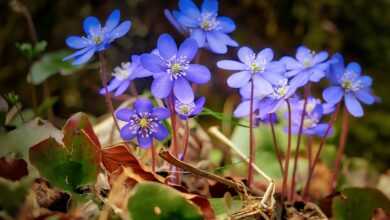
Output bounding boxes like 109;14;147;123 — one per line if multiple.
116;99;170;148
322;53;375;117
288;97;332;137
99;55;153;96
217;47;286;99
254;113;278;126
175;96;205;119
234;78;297;118
167;0;238;54
141;34;211;104
64;9;131;65
280;46;329;88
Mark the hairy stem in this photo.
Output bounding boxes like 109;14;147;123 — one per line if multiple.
331;106;349;192
168;94;180;184
151;140;156;173
248;80;255;187
98;53;121;134
181;119;190;161
306;137;313;171
269;117;284;178
282;100;292;199
290;85;310;200
303;103;340;200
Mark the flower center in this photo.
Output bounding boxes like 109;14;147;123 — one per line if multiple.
112;62;131;80
167;57;190;80
250;63;264;73
200;13;218;31
303;117;318;129
93;35;103;44
341;71;361;92
175;101;195;116
128;112;159;138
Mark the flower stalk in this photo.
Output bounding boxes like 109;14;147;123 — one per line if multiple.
168;94;180;184
269;117;284;177
282;99;293;199
248;80;255;187
181;119;190;161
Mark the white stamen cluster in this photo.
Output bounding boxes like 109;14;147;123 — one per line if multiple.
199;13;219;31
303;50;316;68
167;56;190;80
127;112;159;138
303;116;319;129
175;101;195;116
341;71;361;92
271;79;289;99
112;62;132;80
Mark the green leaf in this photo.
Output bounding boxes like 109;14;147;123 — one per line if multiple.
29;131;99;192
29;113;100;192
0;118;61;160
332;187;390;220
0;177;32;216
27;50;81;85
127;182;203;220
15;41;47;59
209;197;242;219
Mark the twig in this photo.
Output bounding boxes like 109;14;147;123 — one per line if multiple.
159;149;256;195
208;126;272;182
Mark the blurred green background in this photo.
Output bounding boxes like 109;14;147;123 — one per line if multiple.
0;0;389;171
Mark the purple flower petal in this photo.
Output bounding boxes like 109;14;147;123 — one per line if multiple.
179;0;201;18
116;108;135;121
227;71;251;88
201;0;218;14
217;16;235;33
158;34;177;60
238;47;255;65
309;69;325;82
141;54;165;73
63;47;92;61
120;123;137;140
105;9;120;32
175;12;199;27
173;77;194;104
65;36;89;49
217;60;247;70
177;38;198;61
262;72;285;85
355;89;375;105
190;28;206;47
100;78;123;95
206;31;227;54
134;98;153;113
192;97;206;116
72;47;96;65
257;48;274;63
280;57;302;70
151;74;173;99
153;124;169;141
234;100;252;118
253;76;273;98
312;51;328;64
290;71;309;88
296;46;311;63
346;62;362;75
186;64;211;84
345;93;363;117
359;76;373;88
165;9;187;34
83;16;101;36
109;21;131;40
137;135;152;148
239;83;251;99
114;80;130;96
323;86;343;104
152;107;170;120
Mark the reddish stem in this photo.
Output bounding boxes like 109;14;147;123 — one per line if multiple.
282;100;293;199
247;80;255;187
269;117;284;177
181;119;190;161
306;137;313;170
331;106;349;191
168;95;180;184
290;85;310;200
303;103;340;200
98;53;121;133
151;140;156;173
